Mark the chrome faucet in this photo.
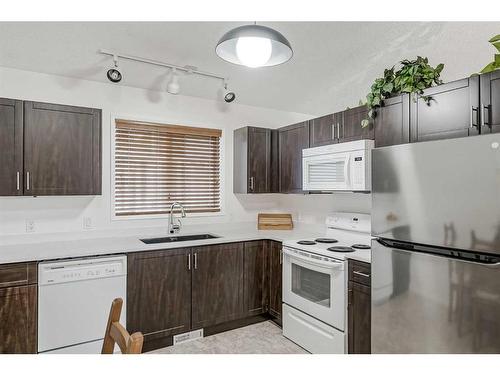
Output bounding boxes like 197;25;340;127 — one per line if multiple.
168;202;186;234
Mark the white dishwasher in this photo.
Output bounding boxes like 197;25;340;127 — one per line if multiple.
38;255;127;354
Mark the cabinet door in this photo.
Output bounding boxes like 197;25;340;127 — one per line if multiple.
243;241;268;316
23;101;101;196
127;248;192;344
0;98;23;196
248;127;271;193
480;70;500;134
374;95;410;147
268;241;282;325
309;114;335;147
279;121;310;193
348;281;371;354
341;105;374;143
0;285;37;354
410;77;480;143
192;243;244;329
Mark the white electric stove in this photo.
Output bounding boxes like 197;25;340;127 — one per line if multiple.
282;212;371;354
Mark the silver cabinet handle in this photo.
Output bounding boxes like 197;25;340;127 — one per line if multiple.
26;171;30;191
16;171;20;191
331;123;336;140
483;104;491;127
470;106;479;129
187;253;191;270
342;122;345;138
279;250;283;265
353;270;370;278
249;177;255;192
337;123;340;139
194;253;198;270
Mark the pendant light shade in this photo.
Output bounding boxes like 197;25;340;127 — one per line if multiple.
216;25;293;68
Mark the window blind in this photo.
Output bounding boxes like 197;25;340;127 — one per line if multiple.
114;119;221;216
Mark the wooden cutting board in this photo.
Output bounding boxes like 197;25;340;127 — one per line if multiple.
258;213;293;230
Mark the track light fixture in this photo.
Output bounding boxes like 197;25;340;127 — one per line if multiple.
167;68;181;95
99;49;236;103
106;54;122;83
223;80;236;103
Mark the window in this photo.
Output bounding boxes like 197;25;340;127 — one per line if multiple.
113;119;221;217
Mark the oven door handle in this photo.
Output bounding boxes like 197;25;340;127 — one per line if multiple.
283;247;344;270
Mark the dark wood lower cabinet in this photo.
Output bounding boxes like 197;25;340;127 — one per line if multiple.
268;240;282;325
127;248;192;348
123;240;285;352
0;262;37;354
191;243;244;329
348;259;371;354
243;241;268;316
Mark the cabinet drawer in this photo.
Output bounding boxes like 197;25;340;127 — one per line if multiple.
0;263;37;288
348;260;371;286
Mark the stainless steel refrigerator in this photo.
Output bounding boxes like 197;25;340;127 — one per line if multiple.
371;133;500;353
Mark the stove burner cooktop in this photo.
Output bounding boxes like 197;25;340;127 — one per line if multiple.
327;246;355;253
315;238;338;244
297;240;317;245
352;244;371;250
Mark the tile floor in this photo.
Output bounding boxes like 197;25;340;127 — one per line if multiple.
150;321;308;354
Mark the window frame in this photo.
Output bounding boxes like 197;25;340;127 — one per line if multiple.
110;114;225;221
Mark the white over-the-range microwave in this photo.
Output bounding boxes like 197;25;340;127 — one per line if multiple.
302;140;374;192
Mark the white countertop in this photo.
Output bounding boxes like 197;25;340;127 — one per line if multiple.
0;222;371;264
0;222;318;264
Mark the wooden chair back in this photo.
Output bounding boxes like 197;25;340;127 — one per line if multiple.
102;298;143;354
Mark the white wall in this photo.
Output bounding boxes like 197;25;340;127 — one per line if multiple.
0;67;317;236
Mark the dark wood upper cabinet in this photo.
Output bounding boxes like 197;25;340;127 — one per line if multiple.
347;259;371;354
309;114;335;147
23;101;101;196
279;121;310;193
374;94;410;147
480;70;500;134
340;105;374;143
0;98;23;196
410;76;480;143
192;243;244;329
0;262;37;354
243;241;268;317
233;126;276;193
268;240;282;325
127;248;192;347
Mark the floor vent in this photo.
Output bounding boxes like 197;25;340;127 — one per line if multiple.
173;329;204;345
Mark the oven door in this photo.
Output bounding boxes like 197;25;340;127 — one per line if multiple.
282;246;346;330
302;152;350;191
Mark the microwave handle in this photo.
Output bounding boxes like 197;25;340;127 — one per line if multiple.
344;154;350;185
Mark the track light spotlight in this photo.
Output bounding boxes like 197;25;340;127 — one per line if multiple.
107;54;122;83
223;81;236;103
167;68;180;95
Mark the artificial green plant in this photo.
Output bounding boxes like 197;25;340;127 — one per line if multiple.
361;57;444;128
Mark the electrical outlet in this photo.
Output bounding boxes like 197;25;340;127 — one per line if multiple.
26;219;35;233
83;217;92;230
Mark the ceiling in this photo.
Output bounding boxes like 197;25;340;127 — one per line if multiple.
0;22;498;115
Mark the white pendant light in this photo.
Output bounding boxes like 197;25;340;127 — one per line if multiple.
216;24;293;68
